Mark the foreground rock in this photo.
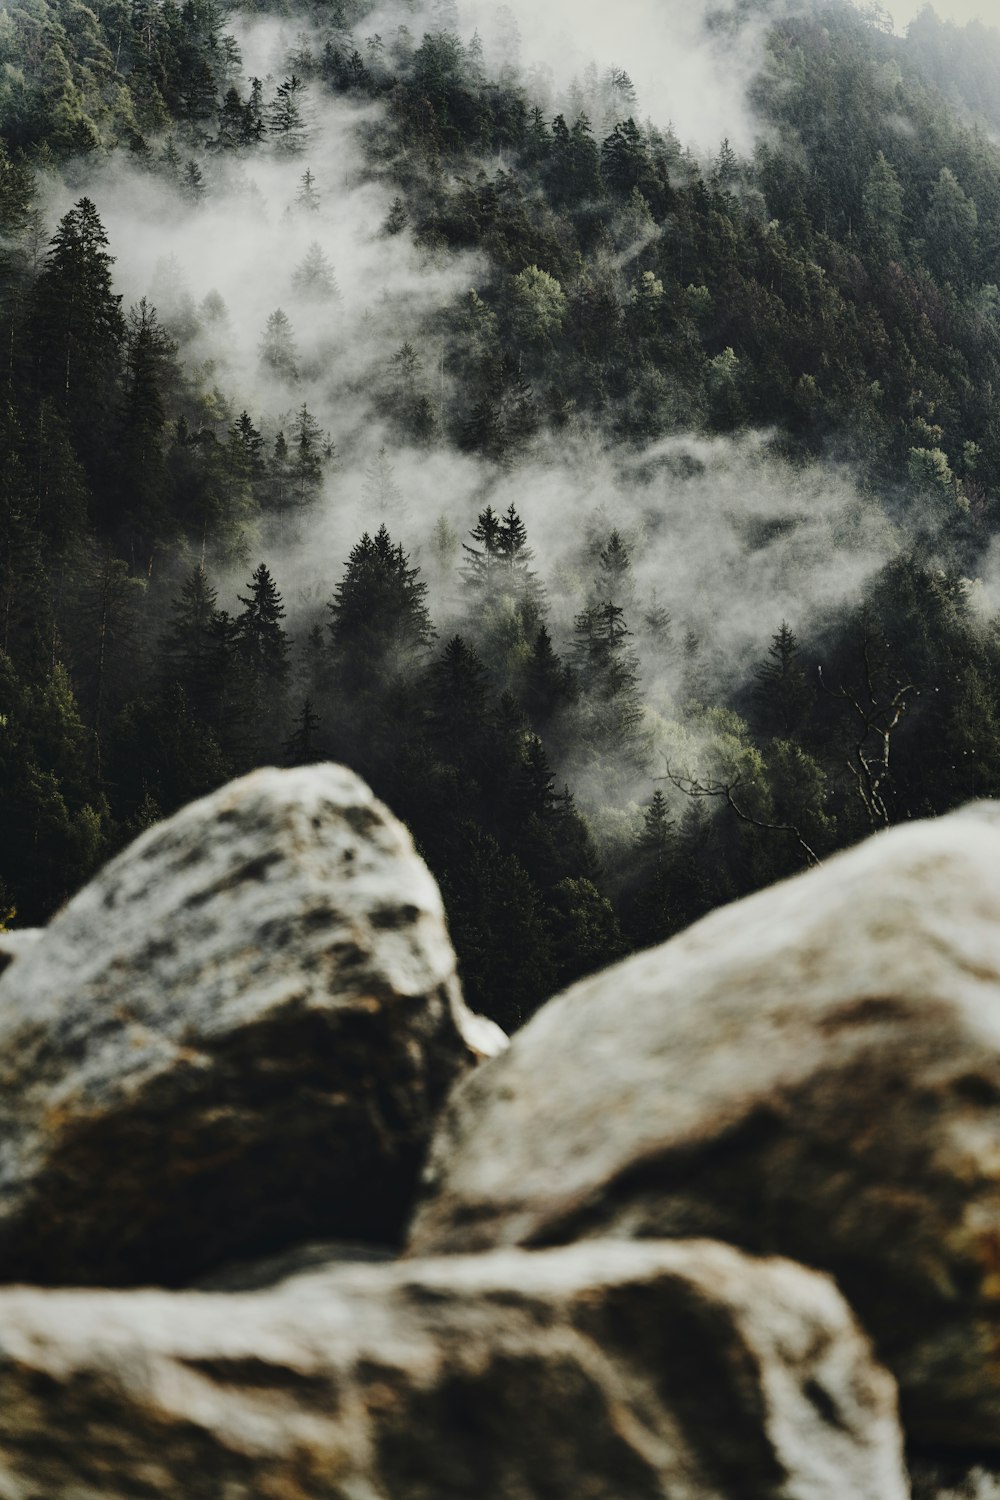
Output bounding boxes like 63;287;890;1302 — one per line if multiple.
0;930;42;979
410;803;1000;1446
0;764;503;1287
0;1240;907;1500
912;1460;1000;1499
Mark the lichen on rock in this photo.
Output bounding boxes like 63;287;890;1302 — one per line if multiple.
0;764;504;1288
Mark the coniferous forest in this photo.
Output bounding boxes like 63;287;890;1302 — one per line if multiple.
7;0;1000;1029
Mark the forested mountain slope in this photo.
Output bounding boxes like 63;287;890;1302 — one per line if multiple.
4;0;1000;1028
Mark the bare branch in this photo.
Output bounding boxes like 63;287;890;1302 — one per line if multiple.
661;765;820;868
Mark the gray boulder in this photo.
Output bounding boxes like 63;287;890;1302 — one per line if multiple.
0;929;42;978
0;1239;907;1500
0;764;503;1287
409;804;1000;1446
911;1463;1000;1500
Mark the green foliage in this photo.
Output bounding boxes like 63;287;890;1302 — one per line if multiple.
11;0;1000;1029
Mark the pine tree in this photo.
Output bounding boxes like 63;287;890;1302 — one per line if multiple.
283;696;321;764
546;875;625;989
295;167;320;212
231;411;265;480
521;624;575;728
753;621;812;738
235;562;289;684
362;446;405;518
462;504;503;588
596;528;633;603
162;563;235;732
463;502;539;603
30;198;125;467
291;242;339;300
497;502;537;587
181;159;206;204
328;524;433;691
600;118;650;196
572;600;644;757
215;86;245;150
117;298;177;548
235;562;290;756
259;308;298;382
268;75;308;155
288;404;326;507
627;788;676;948
428;634;490;769
437;822;555;1031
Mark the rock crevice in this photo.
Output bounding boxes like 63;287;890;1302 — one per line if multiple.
2;766;999;1496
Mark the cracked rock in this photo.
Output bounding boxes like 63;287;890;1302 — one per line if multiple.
0;764;503;1287
0;1239;906;1500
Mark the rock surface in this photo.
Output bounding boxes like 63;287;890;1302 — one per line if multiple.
912;1460;1000;1499
0;764;504;1287
0;930;42;979
0;1240;907;1500
409;803;1000;1445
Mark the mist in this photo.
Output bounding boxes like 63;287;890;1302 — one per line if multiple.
37;4;912;834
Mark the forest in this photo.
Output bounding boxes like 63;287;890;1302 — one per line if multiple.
5;0;1000;1029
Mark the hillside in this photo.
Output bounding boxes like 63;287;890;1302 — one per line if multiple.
4;0;1000;1026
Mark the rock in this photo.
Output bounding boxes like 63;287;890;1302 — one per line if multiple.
409;804;1000;1447
0;1239;907;1500
911;1461;1000;1499
0;764;504;1288
0;929;43;978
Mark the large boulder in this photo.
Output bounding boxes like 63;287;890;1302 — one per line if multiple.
912;1462;1000;1499
0;764;503;1287
0;1240;907;1499
409;804;1000;1446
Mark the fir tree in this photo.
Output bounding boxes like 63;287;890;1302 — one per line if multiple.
627;788;676;948
259;308;298;382
328;524;433;691
295;167;320;212
753;621;812;738
291;242;339;300
235;562;290;756
30;198;125;465
268;75;308;155
428;634;490;760
162;564;236;733
283;696;321;764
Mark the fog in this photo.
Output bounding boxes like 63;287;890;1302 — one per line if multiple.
885;0;996;29
40;3;911;820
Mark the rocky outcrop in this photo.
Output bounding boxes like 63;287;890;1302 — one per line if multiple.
0;764;504;1288
0;929;42;978
409;804;1000;1447
13;766;1000;1492
0;1239;908;1500
912;1461;1000;1499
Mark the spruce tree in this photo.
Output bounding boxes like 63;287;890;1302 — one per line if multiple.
428;634;490;769
627;788;676;948
30;198;125;471
232;563;290;758
328;524;433;691
259;309;298;382
163;563;236;734
268;75;308;155
572;600;644;755
235;563;289;688
753;621;812;738
283;697;321;765
291;242;339;300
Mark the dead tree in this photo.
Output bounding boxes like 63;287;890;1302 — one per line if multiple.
661;765;821;868
818;611;919;829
